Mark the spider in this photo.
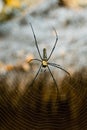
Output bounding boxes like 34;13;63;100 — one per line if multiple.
28;23;70;94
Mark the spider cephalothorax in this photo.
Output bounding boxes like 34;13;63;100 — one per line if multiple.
42;48;48;68
28;23;71;94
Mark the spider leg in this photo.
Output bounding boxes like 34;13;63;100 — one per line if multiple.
29;23;42;60
47;66;59;95
48;62;71;77
47;27;58;60
30;64;42;87
48;62;61;67
27;58;41;63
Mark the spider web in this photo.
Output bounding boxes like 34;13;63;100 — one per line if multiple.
0;65;87;130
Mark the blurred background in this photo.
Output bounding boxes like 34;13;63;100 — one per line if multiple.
0;1;87;130
0;0;87;74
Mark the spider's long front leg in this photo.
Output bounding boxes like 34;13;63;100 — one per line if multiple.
48;62;71;77
47;28;58;60
29;23;42;60
47;66;59;95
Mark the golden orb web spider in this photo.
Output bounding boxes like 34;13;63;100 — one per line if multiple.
28;23;71;94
